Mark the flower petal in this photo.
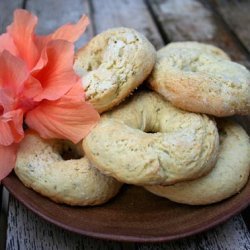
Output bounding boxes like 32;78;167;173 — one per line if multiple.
25;83;100;143
7;9;40;69
36;15;89;46
0;51;29;93
17;76;42;113
34;15;89;62
0;52;41;113
22;76;42;100
0;33;18;56
0;144;18;180
32;40;79;101
0;89;14;112
51;15;89;42
31;44;48;73
0;51;29;112
0;109;24;146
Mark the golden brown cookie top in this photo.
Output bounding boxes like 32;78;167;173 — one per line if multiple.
74;27;156;113
15;132;122;206
145;120;250;205
83;91;219;185
149;41;250;117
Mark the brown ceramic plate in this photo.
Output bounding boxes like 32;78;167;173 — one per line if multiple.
2;173;250;243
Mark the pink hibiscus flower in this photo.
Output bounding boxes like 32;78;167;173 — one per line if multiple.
0;9;100;180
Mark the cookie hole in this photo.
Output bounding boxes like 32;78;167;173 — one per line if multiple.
87;64;92;71
61;148;81;160
218;129;227;136
218;128;227;145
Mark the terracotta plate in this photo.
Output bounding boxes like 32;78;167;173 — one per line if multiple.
2;173;250;243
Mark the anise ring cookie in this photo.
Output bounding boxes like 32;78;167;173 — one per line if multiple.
74;27;156;113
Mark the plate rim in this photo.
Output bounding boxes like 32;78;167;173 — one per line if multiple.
3;173;250;243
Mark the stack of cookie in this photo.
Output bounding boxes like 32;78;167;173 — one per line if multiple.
15;28;250;206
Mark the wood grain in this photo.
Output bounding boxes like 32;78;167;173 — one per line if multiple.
6;196;250;249
4;172;250;243
136;216;250;249
91;0;164;49
242;208;250;232
6;196;125;250
146;0;250;68
0;188;9;250
25;0;93;49
0;185;2;216
210;0;250;53
0;0;23;33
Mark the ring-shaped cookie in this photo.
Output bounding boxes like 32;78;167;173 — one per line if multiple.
74;27;156;113
149;42;250;117
145;120;250;205
83;91;219;185
15;132;122;206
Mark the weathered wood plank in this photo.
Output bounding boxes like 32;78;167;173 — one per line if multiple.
25;0;93;49
137;216;250;249
242;207;250;232
6;196;126;250
0;0;24;33
0;185;2;216
146;0;250;68
6;196;250;249
91;0;164;49
0;188;9;250
210;0;250;53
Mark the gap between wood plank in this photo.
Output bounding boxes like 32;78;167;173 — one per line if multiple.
144;0;170;44
25;0;94;48
22;0;27;9
209;0;250;54
0;188;9;250
90;0;164;49
0;185;2;215
242;207;250;232
146;0;250;68
86;0;97;36
205;0;250;60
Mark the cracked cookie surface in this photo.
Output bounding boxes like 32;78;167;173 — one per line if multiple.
83;91;219;185
149;42;250;117
74;27;156;113
145;120;250;205
15;132;122;206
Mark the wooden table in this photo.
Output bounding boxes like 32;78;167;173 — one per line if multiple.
1;0;250;249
